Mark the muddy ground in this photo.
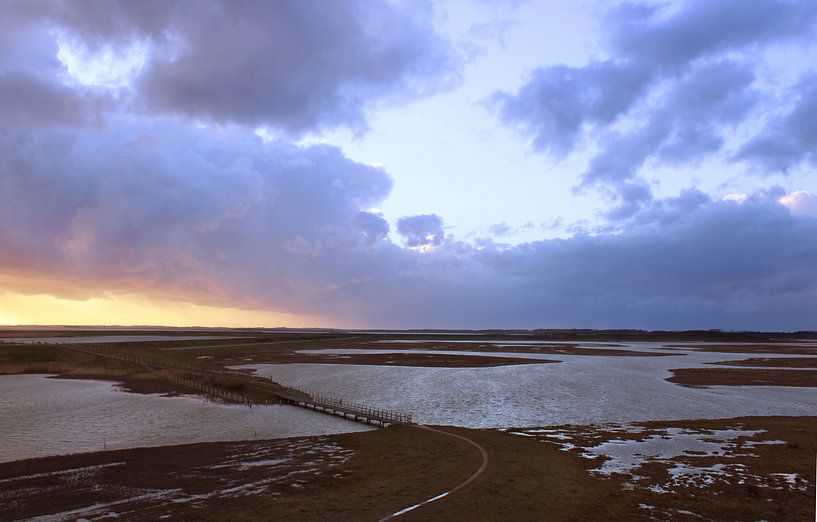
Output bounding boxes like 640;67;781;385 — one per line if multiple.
710;357;817;368
505;416;816;521
667;368;817;387
666;344;817;355
1;417;813;521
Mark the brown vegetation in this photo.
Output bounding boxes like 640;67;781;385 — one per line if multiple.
3;417;813;521
507;416;816;521
709;357;817;368
0;426;634;521
666;367;817;387
666;344;817;355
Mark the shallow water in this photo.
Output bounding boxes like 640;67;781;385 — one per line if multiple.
0;374;371;463
242;342;817;428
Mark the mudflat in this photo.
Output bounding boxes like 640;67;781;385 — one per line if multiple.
667;367;817;387
709;357;817;368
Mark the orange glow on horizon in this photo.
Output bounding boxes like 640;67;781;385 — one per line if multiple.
0;292;324;328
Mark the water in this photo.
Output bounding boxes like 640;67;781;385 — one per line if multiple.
0;374;371;463
242;343;817;428
3;341;814;463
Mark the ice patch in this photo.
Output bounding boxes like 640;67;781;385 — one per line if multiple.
0;462;126;484
770;473;799;486
584;429;766;475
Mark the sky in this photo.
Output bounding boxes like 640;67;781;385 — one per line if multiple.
0;0;815;330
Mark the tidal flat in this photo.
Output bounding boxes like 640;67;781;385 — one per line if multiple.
0;328;815;520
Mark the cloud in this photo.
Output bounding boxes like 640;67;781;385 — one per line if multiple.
0;119;398;313
396;214;445;250
600;181;655;221
780;191;817;217
606;0;817;68
735;74;817;172
454;192;817;330
352;211;390;245
374;190;817;330
1;1;815;331
0;18;110;129
20;0;457;134
491;0;817;201
0;71;108;128
0;119;814;329
583;60;757;192
489;222;512;236
491;61;650;156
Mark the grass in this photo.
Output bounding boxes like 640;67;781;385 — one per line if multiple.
0;425;636;521
0;342;284;402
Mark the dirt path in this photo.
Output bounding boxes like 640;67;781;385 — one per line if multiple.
378;425;490;520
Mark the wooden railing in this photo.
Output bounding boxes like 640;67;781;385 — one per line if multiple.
65;344;413;425
280;385;413;425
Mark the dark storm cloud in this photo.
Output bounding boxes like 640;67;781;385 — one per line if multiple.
22;0;457;133
0;120;814;328
354;191;817;330
396;214;446;249
735;74;817;173
0;16;109;128
0;71;108;128
0;121;396;308
492;0;817;195
454;193;817;330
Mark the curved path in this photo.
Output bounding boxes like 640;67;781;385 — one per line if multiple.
379;425;489;521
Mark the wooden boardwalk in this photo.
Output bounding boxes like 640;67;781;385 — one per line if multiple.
66;344;413;427
278;386;412;426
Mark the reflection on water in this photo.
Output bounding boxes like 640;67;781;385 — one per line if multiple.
243;343;817;428
0;374;370;463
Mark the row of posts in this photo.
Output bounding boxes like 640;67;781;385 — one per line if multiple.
67;344;413;425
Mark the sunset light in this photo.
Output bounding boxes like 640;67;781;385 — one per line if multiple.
0;292;320;328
